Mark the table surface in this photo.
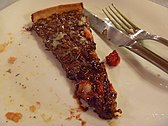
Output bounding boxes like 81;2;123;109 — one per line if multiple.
150;0;168;8
0;0;168;11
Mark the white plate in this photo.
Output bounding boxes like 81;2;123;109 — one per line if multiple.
0;0;168;126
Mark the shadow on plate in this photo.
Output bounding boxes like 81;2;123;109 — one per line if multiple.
116;45;168;92
100;36;168;92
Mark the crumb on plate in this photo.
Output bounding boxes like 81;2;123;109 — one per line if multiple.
5;112;22;123
65;108;86;126
29;102;41;112
29;105;36;112
0;43;8;53
8;56;17;64
6;68;12;73
41;113;53;122
108;121;115;126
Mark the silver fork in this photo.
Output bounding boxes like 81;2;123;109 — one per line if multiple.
102;4;168;47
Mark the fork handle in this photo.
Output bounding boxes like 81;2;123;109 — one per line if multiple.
151;35;168;47
126;41;168;74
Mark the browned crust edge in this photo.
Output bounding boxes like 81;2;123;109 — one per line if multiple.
31;3;83;23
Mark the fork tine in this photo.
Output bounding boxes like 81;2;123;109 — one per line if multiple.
108;6;135;34
103;8;132;34
111;4;140;31
109;5;133;30
102;9;124;32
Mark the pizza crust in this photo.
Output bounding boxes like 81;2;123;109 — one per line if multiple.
31;3;83;23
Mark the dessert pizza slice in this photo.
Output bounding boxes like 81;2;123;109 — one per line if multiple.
31;3;121;119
